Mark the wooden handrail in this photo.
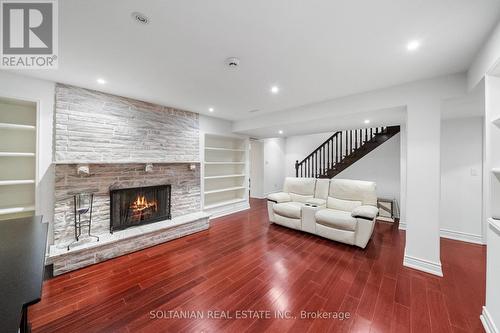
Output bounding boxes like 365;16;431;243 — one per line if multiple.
297;131;341;165
295;126;392;178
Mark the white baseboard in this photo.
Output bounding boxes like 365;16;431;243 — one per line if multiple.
440;228;484;245
403;254;443;277
481;306;499;333
206;201;250;219
398;223;484;245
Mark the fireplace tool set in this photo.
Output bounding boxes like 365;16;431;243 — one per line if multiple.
67;192;99;250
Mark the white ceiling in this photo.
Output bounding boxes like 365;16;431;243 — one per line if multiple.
11;0;500;121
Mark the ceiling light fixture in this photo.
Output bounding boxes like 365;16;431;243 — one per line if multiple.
278;130;283;134
208;107;214;112
406;40;421;51
131;12;150;25
364;119;370;124
97;78;106;84
225;57;240;69
271;86;279;94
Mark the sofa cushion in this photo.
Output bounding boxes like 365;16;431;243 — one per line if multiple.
305;198;326;207
290;193;313;203
352;205;379;219
315;209;357;231
329;179;377;206
273;202;304;219
267;192;291;203
314;179;330;200
283;177;316;196
327;197;362;212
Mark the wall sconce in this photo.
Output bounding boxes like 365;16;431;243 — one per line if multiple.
145;163;154;173
189;164;197;171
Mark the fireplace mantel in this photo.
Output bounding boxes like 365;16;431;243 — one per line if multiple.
53;161;201;165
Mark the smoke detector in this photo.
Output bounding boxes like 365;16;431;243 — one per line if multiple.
225;57;240;69
132;12;150;24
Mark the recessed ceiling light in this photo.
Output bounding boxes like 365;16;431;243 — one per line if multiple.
97;78;106;84
271;86;279;94
364;119;370;124
278;130;283;134
407;40;421;51
208;107;214;112
248;109;260;113
131;12;150;24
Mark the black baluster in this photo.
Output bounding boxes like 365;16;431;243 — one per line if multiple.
336;136;338;164
354;129;358;150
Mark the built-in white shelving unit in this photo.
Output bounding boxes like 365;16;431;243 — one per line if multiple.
202;133;250;217
0;97;37;220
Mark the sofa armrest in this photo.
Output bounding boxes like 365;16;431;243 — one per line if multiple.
267;192;291;203
352;205;378;220
305;198;326;207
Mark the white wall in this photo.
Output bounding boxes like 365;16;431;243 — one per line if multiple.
440;117;483;244
285;131;332;177
236;74;470;277
337;134;400;204
0;72;55;243
284;131;401;204
262;138;286;195
249;140;264;198
482;75;500;331
468;20;500;89
199;114;234;135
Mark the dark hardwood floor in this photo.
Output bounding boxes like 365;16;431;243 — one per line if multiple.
30;199;486;332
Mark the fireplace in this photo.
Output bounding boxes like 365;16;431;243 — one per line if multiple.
110;184;171;232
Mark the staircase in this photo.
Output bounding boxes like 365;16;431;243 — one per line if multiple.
295;126;400;178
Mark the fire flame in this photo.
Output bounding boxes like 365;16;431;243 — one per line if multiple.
130;195;157;212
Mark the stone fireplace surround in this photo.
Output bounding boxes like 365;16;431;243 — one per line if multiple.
48;84;210;276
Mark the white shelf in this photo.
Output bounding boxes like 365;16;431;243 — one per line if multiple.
0;205;35;215
0;152;35;157
203;133;248;215
204;198;247;210
205;147;245;152
0;180;35;186
0;98;37;219
205;161;245;165
205;174;246;180
204;186;246;195
0;122;35;130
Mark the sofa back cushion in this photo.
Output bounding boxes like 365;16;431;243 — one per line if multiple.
329;179;377;206
327;197;362;212
314;179;330;200
283;177;316;202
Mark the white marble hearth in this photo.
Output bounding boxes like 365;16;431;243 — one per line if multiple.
48;211;210;276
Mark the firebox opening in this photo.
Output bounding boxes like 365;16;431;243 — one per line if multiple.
110;184;171;233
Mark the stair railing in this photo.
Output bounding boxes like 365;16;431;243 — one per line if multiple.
295;127;386;178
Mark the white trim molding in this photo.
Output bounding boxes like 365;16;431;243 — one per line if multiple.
481;306;499;333
398;223;485;245
204;201;250;219
440;228;485;245
403;254;443;277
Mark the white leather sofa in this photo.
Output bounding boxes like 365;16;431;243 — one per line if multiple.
267;177;378;248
